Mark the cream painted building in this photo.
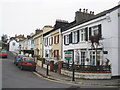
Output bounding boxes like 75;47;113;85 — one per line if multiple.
50;28;62;61
34;26;53;57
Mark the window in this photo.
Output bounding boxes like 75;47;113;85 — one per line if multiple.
45;50;48;57
44;38;48;46
54;50;59;57
54;35;59;44
90;51;101;66
81;51;86;65
64;35;69;44
92;26;99;36
13;42;15;46
72;31;78;43
89;24;102;39
80;29;85;42
31;40;34;44
49;37;53;46
75;50;80;64
49;50;52;58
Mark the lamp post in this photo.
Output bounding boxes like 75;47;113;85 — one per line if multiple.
72;57;75;81
46;60;49;76
65;51;75;81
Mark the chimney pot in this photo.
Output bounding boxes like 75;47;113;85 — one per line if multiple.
83;8;85;12
79;8;81;12
92;11;94;15
86;9;88;13
90;11;92;14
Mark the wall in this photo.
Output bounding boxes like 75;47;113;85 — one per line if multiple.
51;29;62;61
102;9;119;76
62;7;119;76
9;40;19;52
43;34;52;60
61;69;111;79
118;4;120;76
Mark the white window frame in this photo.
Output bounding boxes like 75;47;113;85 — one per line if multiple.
90;50;101;66
80;51;86;65
55;35;59;44
80;29;85;42
65;34;69;44
92;26;99;36
72;31;78;43
44;38;48;46
49;37;53;46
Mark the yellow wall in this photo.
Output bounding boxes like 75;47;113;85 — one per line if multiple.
33;32;43;56
33;26;53;57
50;29;61;60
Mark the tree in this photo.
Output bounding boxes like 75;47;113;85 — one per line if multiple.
89;34;102;66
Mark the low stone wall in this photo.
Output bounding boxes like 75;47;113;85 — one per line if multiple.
61;69;111;79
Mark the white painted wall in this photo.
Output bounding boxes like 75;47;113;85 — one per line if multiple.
118;4;120;76
62;7;119;76
9;40;19;52
43;35;52;60
102;9;119;76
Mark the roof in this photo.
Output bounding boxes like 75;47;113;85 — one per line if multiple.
43;20;69;37
61;5;120;32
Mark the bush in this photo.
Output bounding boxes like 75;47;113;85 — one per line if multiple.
37;57;43;61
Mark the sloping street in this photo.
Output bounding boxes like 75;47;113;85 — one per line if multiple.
2;52;74;88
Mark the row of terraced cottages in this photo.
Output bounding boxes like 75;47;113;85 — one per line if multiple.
9;4;120;78
43;5;120;77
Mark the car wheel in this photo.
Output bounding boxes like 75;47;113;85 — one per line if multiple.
20;66;23;70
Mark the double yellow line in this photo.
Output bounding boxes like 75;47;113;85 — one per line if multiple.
33;72;120;88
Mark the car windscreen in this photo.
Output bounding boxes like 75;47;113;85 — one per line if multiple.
24;58;34;62
2;52;7;54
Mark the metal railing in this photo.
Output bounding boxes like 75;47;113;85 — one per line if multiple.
62;63;111;72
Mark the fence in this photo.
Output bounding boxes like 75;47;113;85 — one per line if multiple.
62;63;111;72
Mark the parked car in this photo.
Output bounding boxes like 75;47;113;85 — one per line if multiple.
14;54;25;65
18;57;36;71
0;49;7;58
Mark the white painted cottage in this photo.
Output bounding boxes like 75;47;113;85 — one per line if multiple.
61;4;120;77
9;39;19;52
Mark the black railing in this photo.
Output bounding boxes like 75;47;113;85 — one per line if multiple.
62;63;111;72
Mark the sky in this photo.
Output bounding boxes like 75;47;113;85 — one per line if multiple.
0;0;119;37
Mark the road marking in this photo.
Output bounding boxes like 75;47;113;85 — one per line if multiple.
33;72;120;88
33;72;82;86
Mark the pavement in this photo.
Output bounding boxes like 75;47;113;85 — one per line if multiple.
35;65;120;88
11;51;120;88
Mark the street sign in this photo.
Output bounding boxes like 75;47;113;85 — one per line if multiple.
65;51;73;60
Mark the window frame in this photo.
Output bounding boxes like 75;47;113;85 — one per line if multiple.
64;34;69;45
72;31;78;44
80;29;86;42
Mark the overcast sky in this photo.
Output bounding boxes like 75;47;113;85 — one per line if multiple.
0;0;119;37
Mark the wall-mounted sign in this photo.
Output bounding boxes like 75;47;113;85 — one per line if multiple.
65;51;73;60
103;51;108;54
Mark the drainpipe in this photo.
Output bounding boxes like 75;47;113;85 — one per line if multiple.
60;29;63;60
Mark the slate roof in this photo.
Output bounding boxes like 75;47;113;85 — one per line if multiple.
61;5;120;32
